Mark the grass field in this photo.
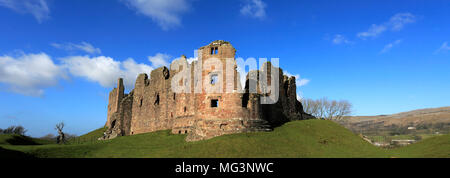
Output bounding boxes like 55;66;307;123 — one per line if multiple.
1;119;449;158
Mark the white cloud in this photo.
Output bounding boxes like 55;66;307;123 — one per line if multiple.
148;53;171;68
240;0;267;19
122;58;154;88
122;0;191;30
380;40;402;54
51;42;101;54
389;13;416;31
62;56;122;88
62;52;176;89
62;56;153;89
0;50;176;96
434;42;450;54
357;13;416;39
0;0;50;23
297;78;310;87
284;71;310;87
357;24;387;39
332;34;352;45
0;53;66;96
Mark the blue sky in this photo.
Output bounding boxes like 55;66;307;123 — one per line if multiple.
0;0;449;137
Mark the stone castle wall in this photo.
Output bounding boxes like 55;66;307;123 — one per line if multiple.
101;40;313;141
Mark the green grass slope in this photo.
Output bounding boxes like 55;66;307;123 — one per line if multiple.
0;134;52;158
1;120;389;158
66;127;107;144
1;120;448;158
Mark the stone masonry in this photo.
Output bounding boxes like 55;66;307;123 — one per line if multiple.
100;40;313;141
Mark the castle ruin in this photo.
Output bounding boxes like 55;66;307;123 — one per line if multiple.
101;40;312;141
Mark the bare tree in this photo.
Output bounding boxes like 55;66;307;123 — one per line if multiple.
317;97;328;119
302;98;312;114
335;100;352;120
301;98;352;120
302;98;321;118
55;122;66;144
325;100;338;120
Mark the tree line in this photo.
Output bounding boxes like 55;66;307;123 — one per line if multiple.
0;125;27;135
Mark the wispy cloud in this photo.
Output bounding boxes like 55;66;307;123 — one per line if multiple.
122;0;191;30
148;53;171;68
380;40;402;54
389;13;416;31
284;71;310;87
357;13;416;39
240;0;267;20
51;42;102;54
357;24;387;39
0;52;67;96
332;34;352;45
0;0;50;23
434;42;450;54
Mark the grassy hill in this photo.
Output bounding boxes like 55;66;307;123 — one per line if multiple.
1;119;449;158
0;134;54;158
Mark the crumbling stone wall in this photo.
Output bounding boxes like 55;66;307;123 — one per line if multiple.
120;93;133;136
106;78;124;129
102;40;313;141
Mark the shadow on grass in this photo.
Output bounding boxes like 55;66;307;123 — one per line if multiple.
6;135;42;145
0;147;35;159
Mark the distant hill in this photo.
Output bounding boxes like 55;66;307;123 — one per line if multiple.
338;107;450;136
1;119;449;158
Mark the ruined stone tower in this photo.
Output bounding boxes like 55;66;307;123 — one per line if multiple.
106;78;124;129
101;40;313;141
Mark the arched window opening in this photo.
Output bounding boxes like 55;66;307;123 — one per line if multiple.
211;74;218;85
210;47;218;55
